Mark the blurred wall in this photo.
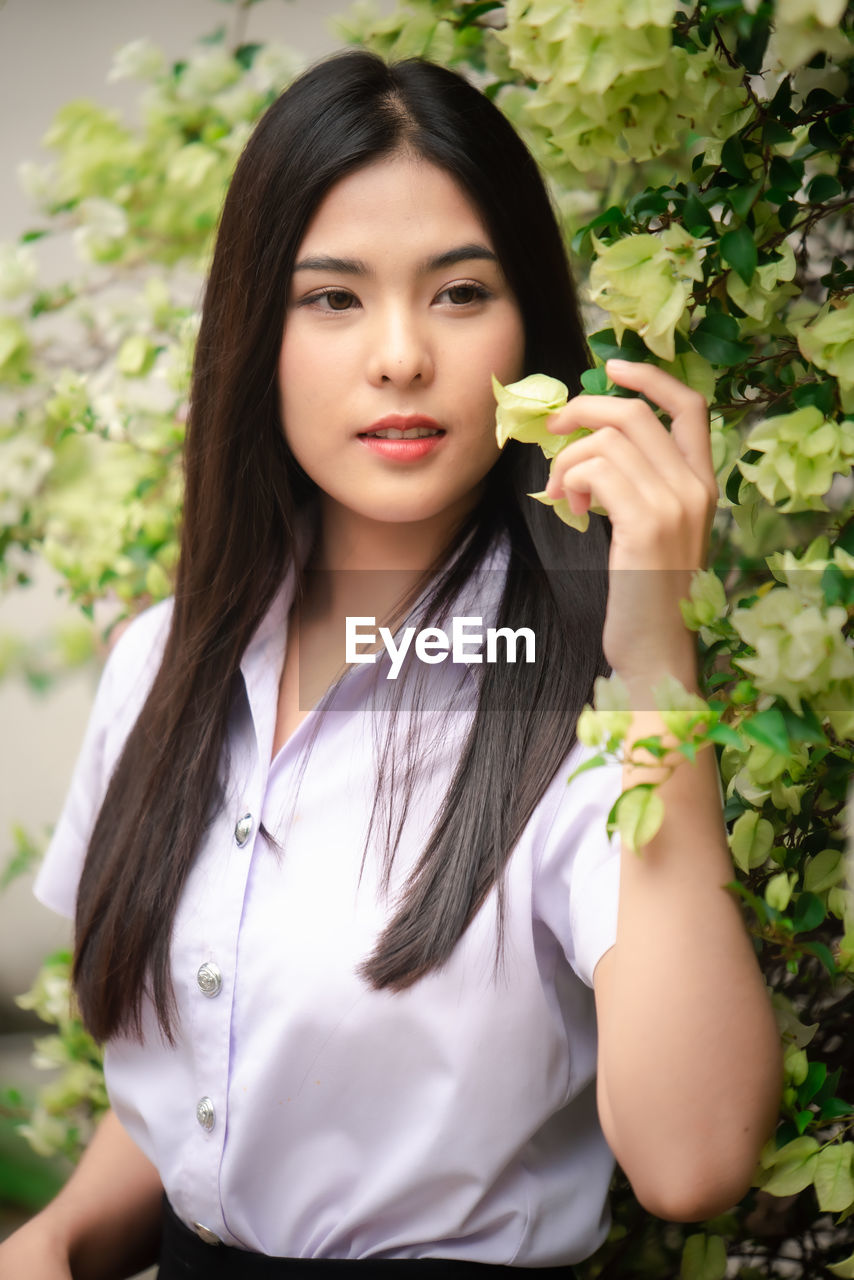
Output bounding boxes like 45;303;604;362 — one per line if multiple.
0;0;378;1017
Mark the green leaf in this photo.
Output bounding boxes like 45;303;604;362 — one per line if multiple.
762;121;795;146
830;108;854;141
721;136;751;182
706;722;744;748
1;826;43;891
801;940;838;976
778;202;801;230
571;206;627;255
777;701;827;745
234;42;263;70
797;1060;826;1107
792;379;835;416
836;516;854;555
741;707;790;754
683;193;715;235
769;156;804;195
805;849;845;894
805;88;838;111
794;1109;814;1134
809;119;838;152
612;783;665;854
724;181;762;221
19;229;48;244
820;1098;854;1123
828;1250;854;1278
730;809;774;873
691;312;751;366
720;224;758;286
814;1143;854;1213
625;189;669;222
769;76;793;119
726;449;761;502
738;14;771;73
587;328;647;362
791;891;826;934
580;367;609;394
763;1145;819;1196
726;881;768;928
680;1233;727;1280
807;174;843;203
629;736;668;759
822;563;854;607
457;0;505;26
566;753;607;786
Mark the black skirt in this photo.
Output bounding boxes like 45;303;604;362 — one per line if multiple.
157;1197;580;1278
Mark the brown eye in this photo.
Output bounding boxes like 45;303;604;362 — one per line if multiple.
443;283;488;305
324;290;354;310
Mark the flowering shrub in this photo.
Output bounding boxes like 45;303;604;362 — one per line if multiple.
1;1;853;1275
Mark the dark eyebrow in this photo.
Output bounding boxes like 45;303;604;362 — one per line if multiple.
292;243;498;276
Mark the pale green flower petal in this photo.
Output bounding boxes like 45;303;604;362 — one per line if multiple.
493;372;569;448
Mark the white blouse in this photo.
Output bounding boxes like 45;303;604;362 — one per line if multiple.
34;543;623;1266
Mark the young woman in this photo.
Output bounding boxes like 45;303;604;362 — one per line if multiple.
2;50;781;1279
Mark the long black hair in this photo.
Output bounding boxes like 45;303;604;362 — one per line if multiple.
72;49;612;1042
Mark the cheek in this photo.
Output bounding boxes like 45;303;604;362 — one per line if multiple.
278;332;332;431
457;321;525;409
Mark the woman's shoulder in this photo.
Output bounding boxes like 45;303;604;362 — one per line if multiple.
95;596;175;722
105;596;174;672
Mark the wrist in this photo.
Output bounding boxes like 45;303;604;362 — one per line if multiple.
613;656;701;712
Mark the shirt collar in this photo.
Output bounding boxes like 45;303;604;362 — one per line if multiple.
237;520;512;745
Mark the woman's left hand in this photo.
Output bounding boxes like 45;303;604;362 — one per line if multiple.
544;358;718;696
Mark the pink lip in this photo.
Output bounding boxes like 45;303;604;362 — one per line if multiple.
357;414;446;461
361;414;444;434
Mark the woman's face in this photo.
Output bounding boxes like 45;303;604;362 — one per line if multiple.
278;153;526;547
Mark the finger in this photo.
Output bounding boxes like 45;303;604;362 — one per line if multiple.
552;454;711;570
545;425;677;511
604;359;716;491
547;398;715;515
547;396;687;497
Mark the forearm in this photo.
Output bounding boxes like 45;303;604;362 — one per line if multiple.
594;696;783;1220
6;1108;163;1280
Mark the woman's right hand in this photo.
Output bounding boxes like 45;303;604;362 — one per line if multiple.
0;1214;73;1277
0;1109;162;1280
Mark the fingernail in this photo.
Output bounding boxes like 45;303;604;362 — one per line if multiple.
606;358;630;370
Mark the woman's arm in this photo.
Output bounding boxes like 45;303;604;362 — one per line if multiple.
545;360;783;1219
593;687;782;1222
0;1108;163;1280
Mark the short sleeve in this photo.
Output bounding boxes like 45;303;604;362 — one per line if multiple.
33;600;173;920
531;741;624;989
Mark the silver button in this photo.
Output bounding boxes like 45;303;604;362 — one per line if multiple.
234;812;253;846
192;1222;222;1246
196;962;222;998
196;1097;215;1131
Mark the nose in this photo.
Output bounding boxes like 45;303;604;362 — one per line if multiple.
366;303;434;389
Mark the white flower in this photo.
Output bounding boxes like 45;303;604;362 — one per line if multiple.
250;44;304;94
108;38;165;83
73;198;128;262
0;243;38;300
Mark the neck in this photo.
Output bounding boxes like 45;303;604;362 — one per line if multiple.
313;494;477;575
297;493;480;632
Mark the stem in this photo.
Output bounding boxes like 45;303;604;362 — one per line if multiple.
229;0;253;53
